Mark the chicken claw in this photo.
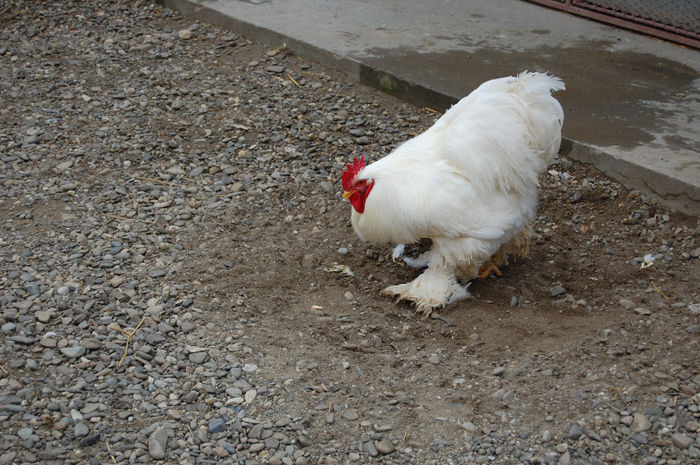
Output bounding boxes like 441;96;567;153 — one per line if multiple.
478;254;504;279
383;267;469;315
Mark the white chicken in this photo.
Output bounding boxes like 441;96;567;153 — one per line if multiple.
341;71;565;313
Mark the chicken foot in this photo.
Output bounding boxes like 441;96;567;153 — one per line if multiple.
382;266;469;314
478;253;504;279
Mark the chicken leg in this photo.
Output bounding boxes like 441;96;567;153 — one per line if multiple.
382;266;469;315
477;226;532;279
478;253;504;279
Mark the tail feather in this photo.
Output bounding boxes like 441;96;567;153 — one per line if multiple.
515;71;565;94
514;71;565;165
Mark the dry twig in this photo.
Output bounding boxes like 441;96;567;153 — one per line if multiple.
0;364;8;375
287;73;301;88
106;441;117;464
110;317;147;367
651;281;670;300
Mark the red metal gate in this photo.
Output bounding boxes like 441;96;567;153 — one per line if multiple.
525;0;700;49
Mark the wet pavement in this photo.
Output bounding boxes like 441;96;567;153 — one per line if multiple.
159;0;700;215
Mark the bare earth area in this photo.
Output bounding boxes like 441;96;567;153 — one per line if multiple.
1;2;699;465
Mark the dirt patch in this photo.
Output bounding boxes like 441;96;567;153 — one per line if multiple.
181;153;699;449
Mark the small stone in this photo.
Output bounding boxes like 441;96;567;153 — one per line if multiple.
209;417;226;434
374;439;395;455
35;310;51;322
558;451;571;465
0;452;17;464
428;353;440;365
79;434;100;447
55;161;73;173
630;413;651;432
510;296;518;307
189;352;208;363
690;247;700;258
619;299;635;309
671;432;693;449
178;29;192;40
61;346;86;358
181;321;196;332
550;284;566;297
459;421;477;433
565;423;582;439
267;65;285;74
148;427;169;459
245;389;257;404
249;443;265;453
364;441;378;457
17;428;33;440
632;307;652;315
688;303;700;315
493;366;505;376
10;335;36;345
1;322;15;333
248;424;264;439
342;408;359;421
74;423;89;437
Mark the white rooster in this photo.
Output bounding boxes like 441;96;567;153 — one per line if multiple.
341;72;565;313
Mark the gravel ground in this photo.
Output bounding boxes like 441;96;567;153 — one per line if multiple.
1;1;699;464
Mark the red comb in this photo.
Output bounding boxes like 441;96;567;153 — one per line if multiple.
341;156;366;191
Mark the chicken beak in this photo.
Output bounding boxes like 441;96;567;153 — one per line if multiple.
342;190;353;199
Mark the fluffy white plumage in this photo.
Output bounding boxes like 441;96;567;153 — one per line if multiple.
344;72;565;312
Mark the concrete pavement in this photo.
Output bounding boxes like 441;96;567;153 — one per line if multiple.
157;0;700;215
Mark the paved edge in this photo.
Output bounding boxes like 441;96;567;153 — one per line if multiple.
157;0;699;216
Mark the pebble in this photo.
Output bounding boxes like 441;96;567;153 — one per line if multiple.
188;351;208;363
671;432;693;449
550;284;566;297
178;29;192;39
74;423;89;437
342;409;359;421
60;346;86;358
17;428;33;440
148;427;169;459
565;423;582;439
208;417;226;433
364;441;378;457
375;439;396;455
630;413;651;432
558;451;571;465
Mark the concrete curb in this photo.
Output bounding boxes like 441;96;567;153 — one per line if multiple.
157;0;699;216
